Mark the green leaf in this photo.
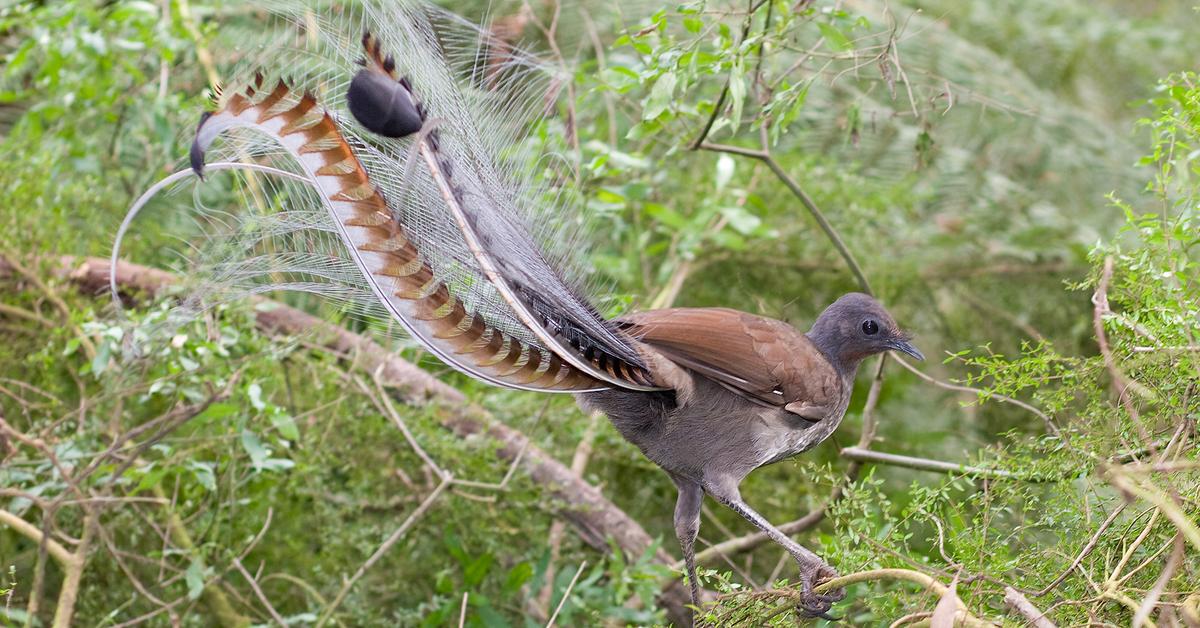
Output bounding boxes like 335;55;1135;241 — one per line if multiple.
720;206;762;235
247;382;266;411
134;466;166;493
240;429;269;470
90;339;111;375
817;22;853;51
271;413;299;441
728;60;745;134
188;461;216;492
644;202;688;229
197;402;238;422
503;562;534;594
643;71;677;120
463;553;494;588
185;559;205;601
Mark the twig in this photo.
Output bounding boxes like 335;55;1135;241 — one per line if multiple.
892;356;1060;436
1182;591;1199;627
233;557;288;627
1031;503;1126;596
889;611;933;627
317;476;451;627
152;481;249;627
726;568;991;627
697;139;873;294
545;561;587;628
1107;508;1161;584
1092;257;1154;446
0;251;97;360
1105;468;1200;552
537;412;601;618
458;592;469;628
1103;589;1156;628
365;372;447;480
0;302;55;328
689;0;772;149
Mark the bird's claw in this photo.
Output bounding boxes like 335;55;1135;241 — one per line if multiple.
794;561;845;619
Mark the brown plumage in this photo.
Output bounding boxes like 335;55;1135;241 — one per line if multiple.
619;307;840;412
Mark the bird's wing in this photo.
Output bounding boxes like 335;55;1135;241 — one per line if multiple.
617;308;841;412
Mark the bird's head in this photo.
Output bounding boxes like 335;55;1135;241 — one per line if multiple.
807;292;923;370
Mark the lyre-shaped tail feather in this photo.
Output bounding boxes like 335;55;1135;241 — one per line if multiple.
188;77;600;392
120;0;665;394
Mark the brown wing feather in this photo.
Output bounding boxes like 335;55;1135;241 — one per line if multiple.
619;308;841;410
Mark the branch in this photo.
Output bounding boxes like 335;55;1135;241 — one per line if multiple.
697;141;872;295
891;356;1060;436
1092;257;1154;445
1182;591;1199;627
719;568;995;627
1105;467;1200;553
839;446;1052;481
51;513;95;628
317;477;451;628
0;510;72;566
689;0;772;149
232;558;288;627
1003;587;1056;628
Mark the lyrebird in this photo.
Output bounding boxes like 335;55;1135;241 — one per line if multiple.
117;1;922;621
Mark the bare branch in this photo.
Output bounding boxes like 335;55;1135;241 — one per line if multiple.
839;446;1048;481
1004;587;1056;628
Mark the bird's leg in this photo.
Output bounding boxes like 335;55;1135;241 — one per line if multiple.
670;475;704;617
705;479;845;617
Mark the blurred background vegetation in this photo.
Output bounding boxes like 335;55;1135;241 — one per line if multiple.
1;0;1198;626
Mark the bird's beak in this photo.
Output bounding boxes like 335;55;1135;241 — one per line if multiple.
888;338;924;361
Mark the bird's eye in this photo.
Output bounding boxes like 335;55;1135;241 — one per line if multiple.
862;320;879;335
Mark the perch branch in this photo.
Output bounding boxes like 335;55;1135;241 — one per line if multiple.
717;568;994;627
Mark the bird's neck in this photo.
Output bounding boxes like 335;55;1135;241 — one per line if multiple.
806;329;862;381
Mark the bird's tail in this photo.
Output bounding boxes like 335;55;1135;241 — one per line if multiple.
114;1;661;393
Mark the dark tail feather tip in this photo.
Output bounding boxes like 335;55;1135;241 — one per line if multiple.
190;111;213;179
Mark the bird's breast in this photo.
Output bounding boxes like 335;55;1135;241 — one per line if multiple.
751;400;847;468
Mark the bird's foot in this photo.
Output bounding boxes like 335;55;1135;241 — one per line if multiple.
794;560;845;619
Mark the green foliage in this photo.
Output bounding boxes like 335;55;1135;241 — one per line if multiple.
2;0;1199;626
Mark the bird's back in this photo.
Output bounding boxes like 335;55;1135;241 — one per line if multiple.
582;308;851;485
